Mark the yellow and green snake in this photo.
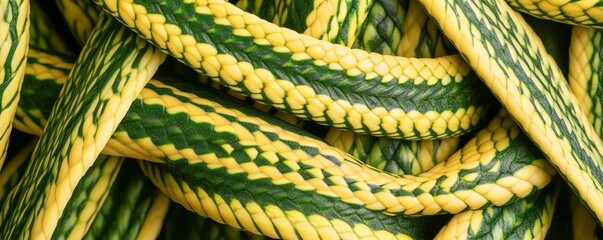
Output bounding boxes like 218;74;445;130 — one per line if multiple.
0;0;29;170
13;47;555;238
3;0;603;238
0;13;165;239
95;0;496;140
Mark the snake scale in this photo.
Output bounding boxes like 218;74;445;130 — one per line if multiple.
0;0;602;238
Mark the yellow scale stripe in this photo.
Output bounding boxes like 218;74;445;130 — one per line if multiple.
506;0;603;27
55;0;102;45
30;18;164;239
325;127;460;175
136;193;171;240
434;184;557;239
98;0;479;139
567;25;602;239
304;0;371;47
137;160;414;240
397;0;447;58
304;0;339;41
273;0;292;26
66;156;124;240
0;14;166;238
419;0;603;222
196;74;305;127
111;81;553;216
0;0;29;170
416;138;460;173
324;127;357;153
397;0;427;57
15;49;72;135
569;26;601;131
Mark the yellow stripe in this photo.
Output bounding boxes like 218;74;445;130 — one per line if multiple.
0;0;29;170
96;0;485;139
506;0;603;27
55;0;102;45
136;192;170;240
418;0;603;223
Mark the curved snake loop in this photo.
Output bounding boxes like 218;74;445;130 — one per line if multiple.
19;49;555;220
505;0;603;28
418;0;603;224
93;0;494;140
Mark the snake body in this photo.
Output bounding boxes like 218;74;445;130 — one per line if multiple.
322;0;462;178
93;0;493;140
418;0;603;224
0;14;165;238
0;0;29;169
506;0;603;28
14;47;556;238
567;24;603;239
435;181;559;239
1;0;601;238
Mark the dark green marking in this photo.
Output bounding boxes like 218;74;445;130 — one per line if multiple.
96;0;493;139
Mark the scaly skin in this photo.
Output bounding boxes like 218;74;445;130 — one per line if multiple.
567;25;603;237
93;0;492;140
435;181;558;240
55;0;102;45
418;0;603;224
0;13;166;239
0;0;29;170
506;0;603;28
17;48;556;239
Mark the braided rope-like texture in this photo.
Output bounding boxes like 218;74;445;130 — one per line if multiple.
82;159;165;239
435;182;558;239
0;14;165;239
55;0;102;45
16;52;555;219
116;79;553;215
29;1;73;55
94;0;491;140
137;159;423;239
506;0;603;28
419;0;603;224
52;155;124;240
0;0;29;169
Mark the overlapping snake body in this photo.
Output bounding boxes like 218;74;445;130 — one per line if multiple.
14;47;555;238
0;0;601;238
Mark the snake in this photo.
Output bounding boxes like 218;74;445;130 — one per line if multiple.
14;46;555;238
81;159;170;240
0;0;29;169
325;127;461;176
158;199;268;240
92;0;495;140
54;0;102;46
0;13;166;239
320;0;462;177
237;0;464;178
416;0;603;225
1;0;598;238
434;181;559;239
505;0;603;28
0;137;171;239
92;0;603;232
